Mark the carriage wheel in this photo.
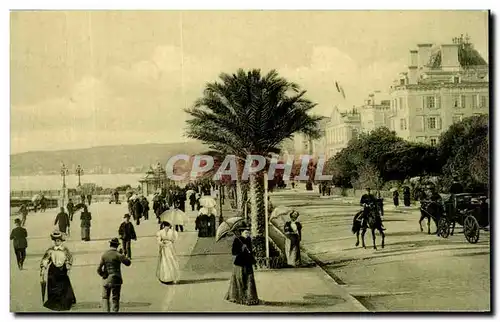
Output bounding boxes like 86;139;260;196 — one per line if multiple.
464;215;480;244
438;217;450;238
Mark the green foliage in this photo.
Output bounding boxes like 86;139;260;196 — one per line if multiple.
438;115;489;192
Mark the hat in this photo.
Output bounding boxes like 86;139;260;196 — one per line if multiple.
289;210;300;220
14;218;21;224
50;230;65;241
124;213;131;219
109;238;120;247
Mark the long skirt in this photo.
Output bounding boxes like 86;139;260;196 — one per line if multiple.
285;235;301;266
81;227;90;241
156;243;180;283
225;265;259;305
44;264;76;311
403;195;411;207
393;197;399;207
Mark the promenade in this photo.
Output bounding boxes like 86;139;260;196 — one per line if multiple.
10;200;367;312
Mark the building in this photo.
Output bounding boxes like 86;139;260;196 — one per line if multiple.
388;34;489;146
359;92;392;133
324;106;361;159
139;163;171;195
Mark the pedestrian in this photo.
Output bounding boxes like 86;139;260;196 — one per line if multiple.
18;203;28;226
189;191;197;211
403;186;411;207
195;208;209;237
87;194;92;205
208;213;216;237
54;207;71;235
141;197;149;220
40;230;76;311
225;224;259;305
80;207;92;241
195;192;202;211
118;214;137;259
393;190;400;207
80;194;86;205
284;210;302;267
10;218;28;270
67;199;75;221
156;221;180;284
97;237;131;312
133;199;143;226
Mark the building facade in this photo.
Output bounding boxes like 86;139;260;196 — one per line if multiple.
324;107;361;159
359;92;392;133
388;35;489;146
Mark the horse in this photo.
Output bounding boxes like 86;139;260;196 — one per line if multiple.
419;201;445;235
352;204;385;250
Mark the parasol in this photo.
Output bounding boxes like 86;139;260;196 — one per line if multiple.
41;280;46;303
215;216;246;242
269;206;293;221
199;207;217;216
199;196;217;208
129;194;138;201
160;208;188;226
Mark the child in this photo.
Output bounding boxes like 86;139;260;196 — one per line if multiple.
10;218;28;270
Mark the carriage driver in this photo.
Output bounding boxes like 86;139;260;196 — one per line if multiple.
360;188;386;230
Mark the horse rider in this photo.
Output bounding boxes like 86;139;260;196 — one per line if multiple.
359;187;385;230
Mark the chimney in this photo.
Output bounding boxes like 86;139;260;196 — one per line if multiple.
417;43;433;69
409;50;418;67
408;66;418;85
441;44;460;72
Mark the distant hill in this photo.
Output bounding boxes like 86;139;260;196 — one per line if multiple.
10;142;208;176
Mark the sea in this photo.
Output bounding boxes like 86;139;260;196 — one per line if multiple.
10;174;145;191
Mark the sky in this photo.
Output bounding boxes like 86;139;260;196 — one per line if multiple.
10;10;489;154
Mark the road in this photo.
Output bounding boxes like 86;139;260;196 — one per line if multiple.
270;190;491;312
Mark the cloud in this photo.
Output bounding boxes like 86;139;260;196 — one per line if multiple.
280;46;405;116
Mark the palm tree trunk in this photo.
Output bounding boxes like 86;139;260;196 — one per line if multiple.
249;171;266;258
236;179;243;212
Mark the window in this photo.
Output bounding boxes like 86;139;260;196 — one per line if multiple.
472;95;478;108
460;95;466;108
453;95;460;108
400;118;407;130
453;76;460;84
480;95;487;108
428;117;437;129
399;97;404;110
426;96;435;109
430;138;437;146
452;115;463;124
400;79;405;86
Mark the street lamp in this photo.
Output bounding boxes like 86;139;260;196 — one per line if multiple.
76;164;84;187
60;162;69;207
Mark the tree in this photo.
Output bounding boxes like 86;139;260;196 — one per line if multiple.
351;163;383;193
185;69;323;258
438;115;489;192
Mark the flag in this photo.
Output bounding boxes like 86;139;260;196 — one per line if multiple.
340;87;346;99
335;81;340;92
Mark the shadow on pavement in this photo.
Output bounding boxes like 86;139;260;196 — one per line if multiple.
72;301;152;310
259;294;346;308
176;277;229;285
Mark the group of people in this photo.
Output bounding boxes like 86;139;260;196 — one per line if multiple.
127;195;150;226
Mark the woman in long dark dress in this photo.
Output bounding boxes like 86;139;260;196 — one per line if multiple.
393;190;400;207
403;187;411;207
40;231;76;311
225;225;259;305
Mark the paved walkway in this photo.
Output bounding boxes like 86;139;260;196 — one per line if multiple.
10;201;367;312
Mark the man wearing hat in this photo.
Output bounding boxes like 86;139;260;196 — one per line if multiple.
54;207;71;235
360;188;385;230
10;218;28;270
97;238;132;312
118;214;137;259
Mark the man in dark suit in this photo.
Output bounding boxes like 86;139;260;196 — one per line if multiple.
118;214;136;259
67;199;75;221
97;238;131;312
54;207;71;235
10;218;28;270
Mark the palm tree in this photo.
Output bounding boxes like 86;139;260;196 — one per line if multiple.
185;68;323;259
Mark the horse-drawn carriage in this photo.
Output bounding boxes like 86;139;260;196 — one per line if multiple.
437;193;489;244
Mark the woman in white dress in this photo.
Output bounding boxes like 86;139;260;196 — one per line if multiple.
156;221;180;284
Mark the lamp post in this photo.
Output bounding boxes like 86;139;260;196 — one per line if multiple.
60;162;69;208
76;164;84;187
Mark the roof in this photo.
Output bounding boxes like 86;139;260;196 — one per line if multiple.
428;43;487;69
